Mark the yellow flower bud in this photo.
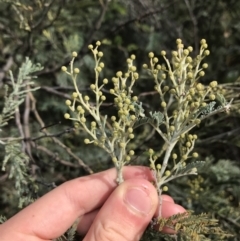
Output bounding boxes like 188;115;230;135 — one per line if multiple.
187;72;193;79
129;150;135;156
77;105;82;111
103;78;108;84
172;153;177;159
133;72;139;79
130;66;137;72
183;49;189;55
116;71;122;77
161;50;166;56
194;102;200;108
186;56;192;63
209;80;218;88
192;152;199;158
142;64;148;69
129;133;134;139
193;134;198;139
65;99;71;106
80;117;86;123
196;83;204;91
187;95;192;101
99;62;104;68
84;139;90;144
64;113;70;119
202;63;208;69
126;58;132;64
61;66;67;72
96;66;102;72
124;155;130;162
72;51;78;57
204;50;210;56
72;92;78;98
182;155;188;160
96;41;101;46
101;96;106;101
98;51;103;57
84;96;90;101
199;71;205;77
119;142;125;148
148;52;154;58
194;119;201;125
163;186;168;192
209;94;215;100
177;43;184;49
74;68;80;74
153;57;159;63
170;89;176;94
161;101;167;108
165;170;171;176
130;115;136;120
90;84;96;90
186;142;191;147
132;96;138;101
88;44;93;49
91;121;97;127
176;39;182;44
111;116;116;122
127;128;133;133
170;126;175;132
163;86;169;92
172;51;178;57
202;44;208;49
130;54;136;60
188;134;193;140
149;148;154;154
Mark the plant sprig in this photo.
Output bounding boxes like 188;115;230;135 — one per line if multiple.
62;39;231;189
62;39;232;239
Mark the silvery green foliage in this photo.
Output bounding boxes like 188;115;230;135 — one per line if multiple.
0;215;6;224
0;57;43;208
0;57;43;128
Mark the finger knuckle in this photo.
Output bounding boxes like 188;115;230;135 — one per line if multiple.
92;219;129;241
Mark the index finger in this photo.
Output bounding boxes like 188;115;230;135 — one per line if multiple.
0;166;153;240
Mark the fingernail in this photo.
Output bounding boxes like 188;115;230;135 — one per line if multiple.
124;187;152;215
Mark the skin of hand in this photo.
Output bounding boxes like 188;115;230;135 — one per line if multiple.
0;166;186;241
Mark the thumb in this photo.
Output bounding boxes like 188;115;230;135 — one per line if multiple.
83;179;158;241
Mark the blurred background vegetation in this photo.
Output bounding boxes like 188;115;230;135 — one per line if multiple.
0;0;240;240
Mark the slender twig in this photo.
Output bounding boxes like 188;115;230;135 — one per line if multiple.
15;106;26;152
23;88;33;160
112;0;178;33
197;128;240;144
35;145;79;168
0;56;13;87
184;0;199;52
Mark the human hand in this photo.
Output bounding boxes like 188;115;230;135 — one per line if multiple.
0;166;185;241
